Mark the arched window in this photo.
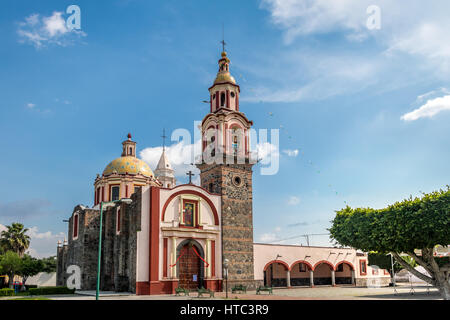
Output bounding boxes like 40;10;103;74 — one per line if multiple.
220;92;226;107
73;213;79;240
116;209;121;234
111;186;120;201
129;147;133;155
231;127;243;155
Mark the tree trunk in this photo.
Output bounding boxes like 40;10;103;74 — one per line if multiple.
393;250;450;300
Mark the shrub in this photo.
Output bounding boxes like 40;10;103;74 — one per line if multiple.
25;284;38;290
29;286;75;296
0;288;14;296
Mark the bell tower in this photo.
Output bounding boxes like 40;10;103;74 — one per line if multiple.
197;48;257;289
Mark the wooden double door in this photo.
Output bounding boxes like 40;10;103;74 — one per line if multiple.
178;243;203;289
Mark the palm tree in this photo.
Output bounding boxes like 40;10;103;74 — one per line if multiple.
0;223;31;257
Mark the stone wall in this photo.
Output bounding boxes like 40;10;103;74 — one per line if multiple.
198;157;258;289
56;190;141;292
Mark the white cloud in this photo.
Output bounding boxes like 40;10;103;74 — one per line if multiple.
17;11;86;49
27;226;65;258
259;233;278;242
287;196;301;206
141;138;280;179
140;140;201;180
251;141;279;164
401;94;450;121
260;0;370;44
0;224;63;258
283;149;299;157
256;0;450;102
26;103;35;109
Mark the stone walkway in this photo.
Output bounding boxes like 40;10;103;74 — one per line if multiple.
37;283;441;300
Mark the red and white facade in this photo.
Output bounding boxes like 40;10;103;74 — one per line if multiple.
135;184;223;294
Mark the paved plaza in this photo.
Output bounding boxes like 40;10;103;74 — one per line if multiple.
2;283;442;300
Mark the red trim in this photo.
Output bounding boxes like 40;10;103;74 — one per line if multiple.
211;240;215;277
101;186;104;203
125;185;129;198
149;187;160;284
263;260;289;271
335;261;355;271
313;260;335;271
289;260;313;271
163;238;168;278
161;189;219;225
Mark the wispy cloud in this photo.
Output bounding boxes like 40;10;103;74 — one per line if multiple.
0;199;52;218
287;196;300;206
283;149;299;157
287;221;309;227
17;11;86;49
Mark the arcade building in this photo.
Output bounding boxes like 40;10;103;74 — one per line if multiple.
56;50;390;294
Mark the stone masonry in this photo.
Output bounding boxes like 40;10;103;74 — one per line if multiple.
198;155;260;290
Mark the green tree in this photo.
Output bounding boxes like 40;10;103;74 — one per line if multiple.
329;187;450;300
0;251;22;288
0;223;31;257
19;255;43;290
40;256;57;273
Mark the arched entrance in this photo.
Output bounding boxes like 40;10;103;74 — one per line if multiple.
290;261;313;287
263;261;289;287
176;239;205;289
313;261;334;286
335;261;354;285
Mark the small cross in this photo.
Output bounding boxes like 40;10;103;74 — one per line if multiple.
221;23;226;52
220;39;226;53
186;171;195;184
161;129;167;151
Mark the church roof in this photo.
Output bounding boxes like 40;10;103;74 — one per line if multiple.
155;150;174;177
103;156;153;177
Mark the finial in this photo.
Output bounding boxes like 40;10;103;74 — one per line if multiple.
220;22;227;53
161;129;167;152
127;133;132;140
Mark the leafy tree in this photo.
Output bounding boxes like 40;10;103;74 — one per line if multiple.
0;251;22;288
329;187;450;300
0;223;31;257
19;255;43;290
40;256;57;273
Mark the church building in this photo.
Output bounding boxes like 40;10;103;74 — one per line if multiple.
57;49;390;295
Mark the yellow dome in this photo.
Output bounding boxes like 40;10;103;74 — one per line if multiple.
103;156;153;177
214;72;236;84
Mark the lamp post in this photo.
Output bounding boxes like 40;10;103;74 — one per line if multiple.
96;198;132;301
223;258;229;299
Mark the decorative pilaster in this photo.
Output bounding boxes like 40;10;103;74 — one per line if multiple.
287;270;291;288
171;237;177;278
331;270;336;287
310;270;314;287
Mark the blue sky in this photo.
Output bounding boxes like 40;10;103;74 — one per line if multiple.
0;0;449;257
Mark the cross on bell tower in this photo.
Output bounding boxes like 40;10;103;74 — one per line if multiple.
186;171;194;184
